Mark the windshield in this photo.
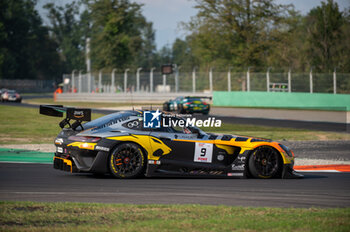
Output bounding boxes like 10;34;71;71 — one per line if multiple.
83;111;136;129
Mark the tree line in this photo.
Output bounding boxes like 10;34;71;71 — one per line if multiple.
0;0;349;81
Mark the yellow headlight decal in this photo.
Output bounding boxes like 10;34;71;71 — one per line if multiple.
67;142;97;150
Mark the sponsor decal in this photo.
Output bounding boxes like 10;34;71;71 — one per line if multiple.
143;109;161;128
227;173;244;177
92;116;130;131
56;147;63;153
194;142;213;163
231;164;245;171
95;146;110;152
73;110;84;118
127;120;139;128
217;154;224;161
55;138;64;145
148;160;161;165
237;156;246;162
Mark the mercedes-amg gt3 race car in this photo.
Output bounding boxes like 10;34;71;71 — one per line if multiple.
40;105;302;179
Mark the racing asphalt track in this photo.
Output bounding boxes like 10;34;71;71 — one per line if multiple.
0;163;349;207
1;100;349;207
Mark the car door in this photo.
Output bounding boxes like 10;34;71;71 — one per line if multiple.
149;118;210;164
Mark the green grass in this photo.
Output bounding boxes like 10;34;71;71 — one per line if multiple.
23;98;158;108
1;201;349;232
0;105;104;144
206;123;349;141
0;105;348;144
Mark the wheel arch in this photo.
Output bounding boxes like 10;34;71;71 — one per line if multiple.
247;145;284;178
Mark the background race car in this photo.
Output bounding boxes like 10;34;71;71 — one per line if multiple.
0;89;22;103
40;105;302;179
163;96;211;115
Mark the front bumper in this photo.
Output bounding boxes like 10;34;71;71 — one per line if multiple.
53;156;77;173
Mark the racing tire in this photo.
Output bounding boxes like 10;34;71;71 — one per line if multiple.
177;104;184;114
109;143;146;179
163;103;169;111
248;146;282;179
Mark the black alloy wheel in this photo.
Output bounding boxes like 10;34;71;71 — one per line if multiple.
248;146;282;178
109;143;146;178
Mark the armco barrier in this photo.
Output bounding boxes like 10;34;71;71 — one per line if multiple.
213;91;350;111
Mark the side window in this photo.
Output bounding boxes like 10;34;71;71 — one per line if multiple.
167;118;192;134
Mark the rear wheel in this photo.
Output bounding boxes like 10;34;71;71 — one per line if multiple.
109;143;146;178
248;146;282;178
177;104;184;114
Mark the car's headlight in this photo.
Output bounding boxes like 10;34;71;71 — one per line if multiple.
279;144;294;157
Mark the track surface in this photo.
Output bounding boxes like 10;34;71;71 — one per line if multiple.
0;163;349;208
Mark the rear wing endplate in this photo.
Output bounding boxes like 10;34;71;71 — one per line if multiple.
40;105;91;130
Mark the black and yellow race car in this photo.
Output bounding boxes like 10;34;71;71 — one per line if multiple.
40;105;302;179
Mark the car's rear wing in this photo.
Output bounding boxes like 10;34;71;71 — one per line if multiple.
40;105;91;130
185;96;212;100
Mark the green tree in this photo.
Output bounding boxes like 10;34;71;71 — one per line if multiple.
136;21;157;69
0;0;61;79
304;0;346;72
182;0;295;71
88;0;154;70
171;38;198;70
44;1;87;72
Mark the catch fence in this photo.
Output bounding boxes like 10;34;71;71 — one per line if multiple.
62;70;350;94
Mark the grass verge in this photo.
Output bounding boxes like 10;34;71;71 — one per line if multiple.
0;105;104;144
1;201;349;232
0;104;348;144
206;123;349;141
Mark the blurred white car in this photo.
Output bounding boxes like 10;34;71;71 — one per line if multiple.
0;90;22;103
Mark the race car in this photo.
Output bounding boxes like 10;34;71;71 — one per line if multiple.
40;105;302;179
0;89;22;103
163;96;210;115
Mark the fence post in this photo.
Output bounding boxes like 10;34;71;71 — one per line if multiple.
266;67;271;92
124;69;129;93
288;69;291;93
333;68;337;94
111;68;117;93
309;67;313;94
228;67;232;92
192;67;196;93
150;67;155;93
78;70;82;93
176;66;181;93
209;67;213;92
98;70;102;93
247;67;251;92
162;74;166;92
71;69;76;93
87;72;91;93
136;68;142;93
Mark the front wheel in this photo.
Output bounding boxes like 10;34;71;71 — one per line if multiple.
248;146;282;178
109;143;146;178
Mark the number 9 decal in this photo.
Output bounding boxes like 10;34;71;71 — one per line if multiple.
194;143;213;163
